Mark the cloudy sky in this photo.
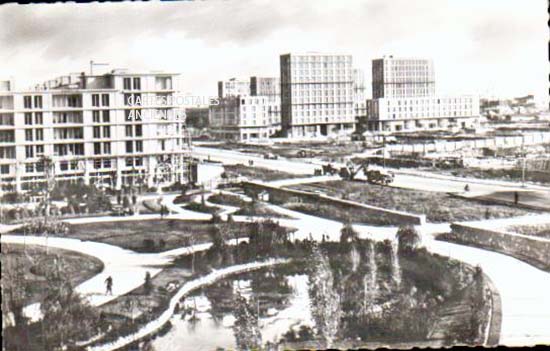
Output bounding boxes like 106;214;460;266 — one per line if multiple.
0;0;547;104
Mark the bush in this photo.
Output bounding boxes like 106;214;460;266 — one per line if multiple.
396;225;421;254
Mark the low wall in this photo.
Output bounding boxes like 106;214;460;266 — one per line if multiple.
242;182;426;226
448;223;550;271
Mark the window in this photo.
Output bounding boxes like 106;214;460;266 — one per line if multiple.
126;140;133;153
24;113;33;125
25;129;33;141
23;96;32;109
102;110;110;122
0;164;9;174
35;145;44;155
94;159;102;169
94;142;101;155
102;126;110;138
92;94;100;107
93;111;100;123
101;94;110;106
135;124;142;137
25;145;34;158
35;112;43;124
125;125;133;137
103;142;111;154
133;77;141;90
34;96;42;108
123;78;131;90
135;140;143;152
35;129;43;141
60;161;69;171
93;126;100;138
26;164;34;173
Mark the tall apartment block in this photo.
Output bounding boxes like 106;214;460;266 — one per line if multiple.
0;70;192;194
366;56;479;133
280;53;355;138
218;78;250;98
353;69;368;133
372;56;435;98
209;95;279;141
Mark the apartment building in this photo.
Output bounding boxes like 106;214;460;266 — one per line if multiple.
366;56;479;133
217;78;250;98
0;70;192;194
250;76;281;133
372;56;435;99
280;53;356;138
209;95;278;141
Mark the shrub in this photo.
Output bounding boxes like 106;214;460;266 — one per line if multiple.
396;225;421;254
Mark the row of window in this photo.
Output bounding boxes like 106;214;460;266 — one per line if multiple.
92;94;110;107
23;96;43;109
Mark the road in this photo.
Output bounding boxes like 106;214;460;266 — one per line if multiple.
193;146;550;196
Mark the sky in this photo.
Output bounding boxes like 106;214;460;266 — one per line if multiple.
0;0;547;105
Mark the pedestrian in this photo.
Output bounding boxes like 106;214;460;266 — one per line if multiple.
105;276;113;295
464;184;470;192
514;191;519;205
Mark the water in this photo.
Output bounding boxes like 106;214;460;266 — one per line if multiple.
152;274;312;351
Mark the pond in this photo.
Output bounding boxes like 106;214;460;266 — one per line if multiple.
152;240;486;350
152;266;312;350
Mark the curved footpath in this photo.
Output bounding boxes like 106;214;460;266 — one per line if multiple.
425;236;550;346
2;196;549;347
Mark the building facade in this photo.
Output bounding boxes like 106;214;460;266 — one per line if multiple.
209;95;279;141
366;56;479;133
372;56;435;99
217;78;250;98
0;70;192;194
250;76;281;134
280;53;356;138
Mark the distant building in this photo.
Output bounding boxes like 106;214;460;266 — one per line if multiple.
280;53;355;138
366;56;479;133
372;56;435;99
353;69;368;134
217;78;250;98
185;107;209;130
250;76;281;134
0;70;192;194
209;95;278;141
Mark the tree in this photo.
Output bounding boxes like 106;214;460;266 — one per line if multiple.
39;259;100;350
144;271;153;295
340;221;358;243
396;225;421;254
308;245;341;348
232;292;261;350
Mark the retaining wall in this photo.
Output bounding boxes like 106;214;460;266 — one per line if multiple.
449;223;550;271
242;181;426;225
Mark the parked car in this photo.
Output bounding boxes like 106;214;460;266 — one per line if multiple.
263;153;279;160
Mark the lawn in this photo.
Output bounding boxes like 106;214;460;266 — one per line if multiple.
66;219;255;253
224;164;305;182
507;223;550;240
288;181;536;223
1;243;104;305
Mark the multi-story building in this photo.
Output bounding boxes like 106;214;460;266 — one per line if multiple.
0;70;192;194
366;56;479;133
366;96;480;132
280;53;356;138
372;56;435;99
217;78;250;98
209;95;278;141
250;76;281;134
184;106;210;130
353;69;368;133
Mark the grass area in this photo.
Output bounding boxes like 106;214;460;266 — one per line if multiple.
66;220;217;252
183;202;222;214
507;223;550;239
0;243;104;305
446;167;550;185
289;181;535;223
208;193;247;207
224;164;306;182
64;219;260;253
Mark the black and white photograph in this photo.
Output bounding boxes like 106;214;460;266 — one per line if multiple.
0;0;549;350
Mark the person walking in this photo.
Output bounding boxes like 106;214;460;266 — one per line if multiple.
514;191;519;205
105;276;113;295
